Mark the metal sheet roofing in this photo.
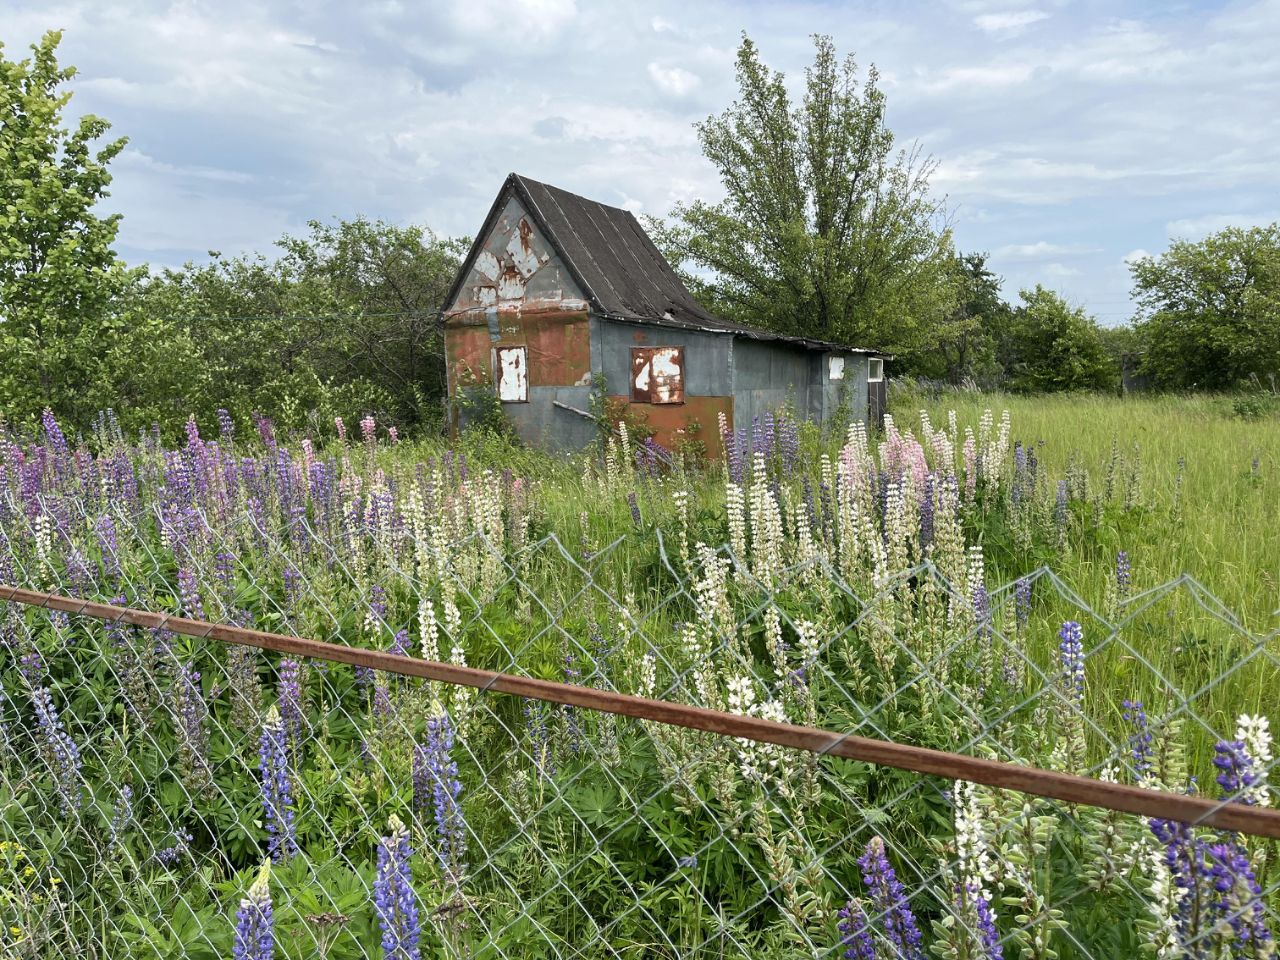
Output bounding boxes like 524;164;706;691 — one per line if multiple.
444;173;882;356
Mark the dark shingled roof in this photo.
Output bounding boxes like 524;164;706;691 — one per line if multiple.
446;173;880;355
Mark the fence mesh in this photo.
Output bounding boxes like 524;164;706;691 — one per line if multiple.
0;412;1276;959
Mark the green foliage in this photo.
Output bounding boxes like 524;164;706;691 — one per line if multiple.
904;252;1010;384
1131;224;1280;389
998;286;1116;393
653;34;955;356
121;217;466;437
0;31;137;426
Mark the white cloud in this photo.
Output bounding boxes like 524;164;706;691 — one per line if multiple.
994;240;1098;259
1166;212;1277;238
1122;248;1151;265
647;62;701;97
974;10;1049;36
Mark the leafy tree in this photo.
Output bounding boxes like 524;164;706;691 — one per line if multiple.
0;31;138;426
1001;286;1115;393
910;252;1010;384
1130;224;1280;389
654;34;954;354
124;218;464;434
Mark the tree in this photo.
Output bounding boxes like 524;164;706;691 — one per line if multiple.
124;218;464;433
1130;224;1280;389
655;34;954;354
0;31;137;426
910;252;1010;384
1001;286;1115;393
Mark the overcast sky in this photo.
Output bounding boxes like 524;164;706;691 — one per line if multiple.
4;0;1279;325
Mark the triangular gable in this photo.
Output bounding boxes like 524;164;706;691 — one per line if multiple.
442;174;594;319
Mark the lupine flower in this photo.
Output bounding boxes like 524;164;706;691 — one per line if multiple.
173;661;212;794
1205;841;1273;950
361;415;376;444
109;784;133;847
1013;577;1032;629
858;836;925;960
627;491;642;527
278;659;303;743
1213;739;1262;805
1122;699;1153;781
958;881;1003;960
217;408;235;441
156;829;194;866
32;686;82;816
1057;621;1085;703
258;707;297;862
1115;550;1131;600
177;567;205;620
836;899;876;960
375;816;421;960
1235;715;1272;807
232;862;274;960
420;712;467;886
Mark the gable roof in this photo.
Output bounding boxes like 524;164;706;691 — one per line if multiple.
443;173;880;355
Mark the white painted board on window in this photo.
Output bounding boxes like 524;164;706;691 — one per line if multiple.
828;355;845;380
496;346;528;402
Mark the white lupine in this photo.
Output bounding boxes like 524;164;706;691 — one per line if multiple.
726;482;747;574
418;598;439;662
953;780;997;898
1237;714;1273;806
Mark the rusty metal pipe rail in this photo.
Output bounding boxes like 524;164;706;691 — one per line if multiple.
4;583;1279;840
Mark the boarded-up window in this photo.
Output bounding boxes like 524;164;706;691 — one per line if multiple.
828;355;845;380
495;345;528;402
631;347;684;404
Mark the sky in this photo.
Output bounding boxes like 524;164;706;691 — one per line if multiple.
3;0;1279;326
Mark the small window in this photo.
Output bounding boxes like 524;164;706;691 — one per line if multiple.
868;357;884;382
495;345;528;402
828;356;845;381
631;346;684;404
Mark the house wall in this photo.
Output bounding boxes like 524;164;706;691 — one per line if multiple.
442;190;600;452
596;317;734;458
820;352;872;426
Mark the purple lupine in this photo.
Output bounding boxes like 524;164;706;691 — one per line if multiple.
174;661;212;794
156;829;193;866
1213;740;1260;804
919;473;935;548
422;712;467;886
836;899;876;960
858;836;925;960
32;686;82;816
1058;621;1085;703
178;567;205;620
779;413;799;475
562;651;582;752
232;863;274;960
1115;550;1131;600
525;699;554;777
960;881;1003;959
375;816;422;960
109;784;132;847
1013;577;1032;629
1122;699;1153;780
258;707;297;862
1054;480;1069;531
627;491;642;527
1149;817;1205;946
282;568;303;615
94;514;121;580
1205;842;1273;950
217;408;235;442
278;659;304;743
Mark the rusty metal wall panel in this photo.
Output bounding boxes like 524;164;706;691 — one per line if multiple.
630;346;684;404
608;395;733;460
444;195;588;320
446;309;591;396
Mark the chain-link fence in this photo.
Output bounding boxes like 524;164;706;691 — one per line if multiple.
0;408;1277;959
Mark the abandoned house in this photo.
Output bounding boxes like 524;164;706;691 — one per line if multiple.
440;173;887;457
